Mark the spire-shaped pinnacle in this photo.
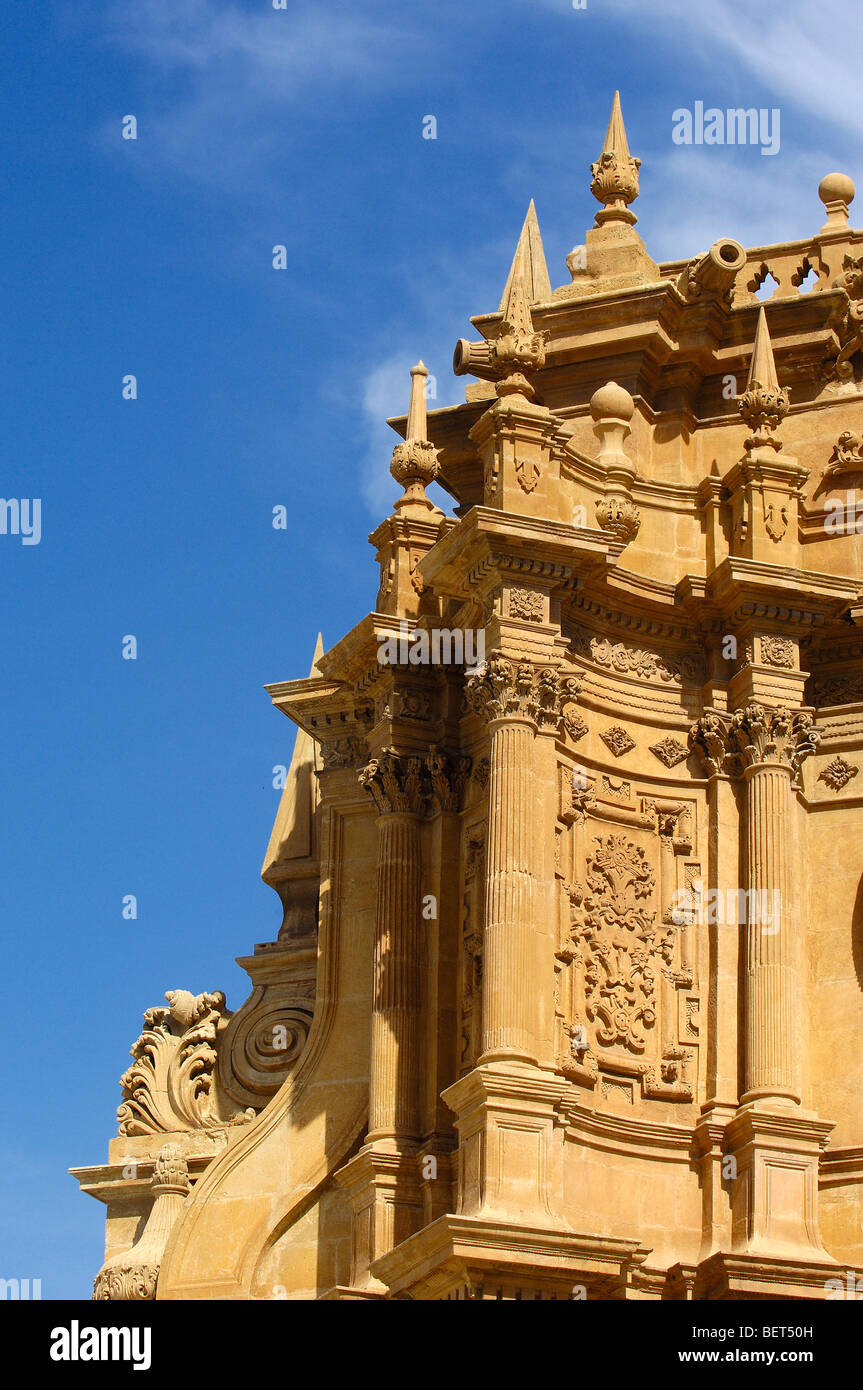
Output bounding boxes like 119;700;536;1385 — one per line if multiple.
499;237;535;339
390;362;440;512
739;306;790;450
499;200;552;311
746;306;779;393
590;91;641;227
601;90;632;161
405;361;429;442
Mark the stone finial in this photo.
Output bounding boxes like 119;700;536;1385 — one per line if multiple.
818;172;855;234
493;239;547;397
590;381;634;458
738;307;790;451
499;200;552;311
590;91;641;228
390;362;441;511
591;382;640;544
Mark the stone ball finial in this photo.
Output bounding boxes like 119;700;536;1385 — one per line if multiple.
819;172;855;209
590;381;635;422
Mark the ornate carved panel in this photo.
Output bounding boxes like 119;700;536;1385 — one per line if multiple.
555;798;699;1105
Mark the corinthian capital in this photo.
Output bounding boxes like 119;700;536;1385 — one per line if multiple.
358;749;428;816
688;712;731;777
728;704;819;778
689;705;819;781
464;656;580;731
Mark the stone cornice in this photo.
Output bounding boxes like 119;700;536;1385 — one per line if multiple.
677;555;859;629
416;505;616;604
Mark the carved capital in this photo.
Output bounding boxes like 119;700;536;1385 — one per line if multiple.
358;749;428;816
464;656;581;732
688;712;733;778
728;704;819;777
689;706;819;780
426;745;472;812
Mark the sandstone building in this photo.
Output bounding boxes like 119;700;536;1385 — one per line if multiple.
74;96;863;1300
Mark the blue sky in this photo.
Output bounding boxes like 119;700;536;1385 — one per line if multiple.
1;0;859;1298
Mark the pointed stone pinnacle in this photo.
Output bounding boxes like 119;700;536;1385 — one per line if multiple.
590;90;641;227
499;237;535;339
746;306;779;393
499;200;552;311
601;91;631;161
310;632;324;677
391;362;439;508
405;362;429;442
739;306;790;449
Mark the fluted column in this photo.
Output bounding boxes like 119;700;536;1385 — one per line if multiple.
359;752;426;1140
483;717;536;1061
743;759;794;1101
465;659;569;1065
726;705;818;1105
370;812;422;1135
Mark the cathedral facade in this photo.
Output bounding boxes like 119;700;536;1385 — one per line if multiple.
74;96;863;1300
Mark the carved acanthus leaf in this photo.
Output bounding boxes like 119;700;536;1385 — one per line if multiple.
117;991;256;1137
464;656;581;733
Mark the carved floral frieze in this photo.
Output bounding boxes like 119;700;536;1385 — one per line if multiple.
570;629;704;687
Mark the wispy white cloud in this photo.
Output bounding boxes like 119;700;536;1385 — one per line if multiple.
106;0;407;82
96;0;422;189
528;0;863;142
638;146;837;264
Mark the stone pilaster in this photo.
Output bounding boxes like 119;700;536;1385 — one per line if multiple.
464;657;566;1064
429;659;575;1239
726;704;818;1105
335;751;428;1292
368;810;423;1136
690;705;834;1278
